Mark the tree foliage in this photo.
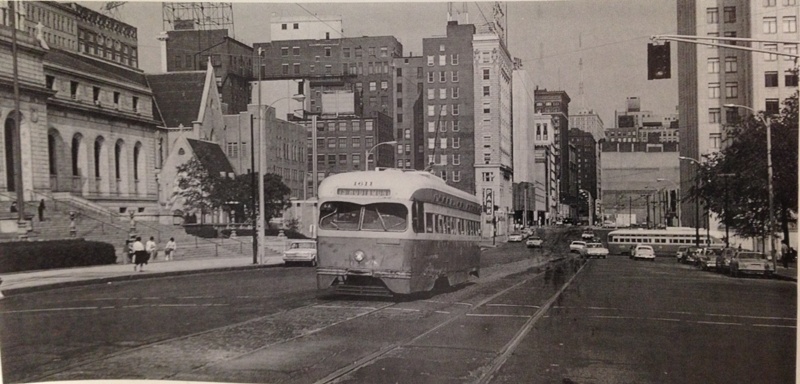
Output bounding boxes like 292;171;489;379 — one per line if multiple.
689;94;798;239
173;152;292;227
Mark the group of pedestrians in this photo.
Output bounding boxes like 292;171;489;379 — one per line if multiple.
124;236;178;272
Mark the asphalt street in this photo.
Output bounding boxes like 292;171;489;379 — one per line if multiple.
0;230;795;383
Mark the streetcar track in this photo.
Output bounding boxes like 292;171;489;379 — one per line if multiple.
313;260;567;384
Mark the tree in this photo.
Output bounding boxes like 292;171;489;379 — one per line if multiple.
261;173;292;228
691;94;798;240
173;156;216;223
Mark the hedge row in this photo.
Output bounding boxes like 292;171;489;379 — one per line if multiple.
0;239;117;273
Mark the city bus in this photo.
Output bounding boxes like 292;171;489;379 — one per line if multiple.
607;227;725;256
315;168;482;296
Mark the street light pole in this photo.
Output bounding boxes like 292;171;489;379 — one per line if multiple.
679;156;701;248
724;104;776;268
365;141;397;171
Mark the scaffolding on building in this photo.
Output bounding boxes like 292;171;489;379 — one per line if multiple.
162;2;235;37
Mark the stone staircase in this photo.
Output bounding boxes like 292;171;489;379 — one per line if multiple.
0;194;283;263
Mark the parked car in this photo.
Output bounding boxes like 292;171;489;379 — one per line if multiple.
581;242;609;259
675;246;689;263
581;231;595;240
696;246;724;271
570;241;587;253
282;239;318;266
526;236;544;248
632;245;655;261
729;251;773;277
508;233;524;242
714;247;737;273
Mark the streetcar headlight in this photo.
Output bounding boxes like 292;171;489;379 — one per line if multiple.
354;250;365;262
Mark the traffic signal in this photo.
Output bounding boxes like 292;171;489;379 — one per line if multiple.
647;42;671;80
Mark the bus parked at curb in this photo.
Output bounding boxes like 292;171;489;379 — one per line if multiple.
607;228;725;256
315;169;483;297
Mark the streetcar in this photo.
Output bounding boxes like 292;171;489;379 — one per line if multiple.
315;168;482;296
607;227;725;256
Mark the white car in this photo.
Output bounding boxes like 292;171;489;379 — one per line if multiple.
282;240;318;266
570;241;587;253
632;245;655;261
582;242;609;259
508;233;524;242
526;236;543;248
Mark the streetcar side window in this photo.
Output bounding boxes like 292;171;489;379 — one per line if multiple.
412;201;425;233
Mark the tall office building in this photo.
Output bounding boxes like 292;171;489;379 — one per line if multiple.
535;89;572;219
677;0;799;229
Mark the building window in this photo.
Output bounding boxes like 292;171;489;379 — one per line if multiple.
439;88;447;99
452;87;459;98
281;47;289;56
707;57;719;73
343;47;350;58
427;89;435;100
786;70;799;87
427;138;435;149
725;108;739;124
355;47;362;58
397;113;403;123
368;47;375;56
439;71;446;82
365;121;373;131
404;129;411;139
70;81;78;99
381;81;388;90
282;64;289;75
427;55;434;66
764;17;777;34
483;85;490;97
708;82;720;99
440;105;447;116
765;0;776;6
706;8;718;24
784;0;796;5
327;138;336;148
451;54;458;65
452;120;460;132
783;16;797;33
451;71;459;82
482;172;494;182
293;23;299;29
369;82;377;91
452;171;461;182
723;6;736;23
483;68;490;80
428;121;435;132
427;72;434;83
723;32;737;46
293;63;300;74
452;104;459;115
452;137;460;148
707;32;718;49
428;105;435;116
765;99;780;115
132;97;139;112
452;154;460;165
765;71;779;87
338;154;347;165
397;98;403;108
709;108;721;123
483;103;491;114
786;44;798;61
281;23;287;30
725;82;738;98
724;56;737;73
764;43;778;61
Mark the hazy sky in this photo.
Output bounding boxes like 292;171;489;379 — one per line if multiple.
80;0;679;127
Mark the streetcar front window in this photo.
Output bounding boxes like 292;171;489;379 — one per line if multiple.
319;201;408;232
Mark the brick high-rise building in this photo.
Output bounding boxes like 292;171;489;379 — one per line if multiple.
534;89;572;218
393;56;425;170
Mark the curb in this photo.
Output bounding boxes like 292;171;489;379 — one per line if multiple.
773;273;797;282
0;262;284;297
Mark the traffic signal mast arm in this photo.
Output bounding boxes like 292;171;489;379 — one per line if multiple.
651;34;800;59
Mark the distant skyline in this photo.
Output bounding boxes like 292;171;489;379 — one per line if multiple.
79;1;679;126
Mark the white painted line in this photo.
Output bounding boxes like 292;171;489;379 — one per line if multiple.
694;321;744;326
434;311;451;314
586;306;619;310
752;324;797;329
157;304;201;307
385;307;420;312
590;315;636;320
1;306;99;314
705;313;796;321
648;317;681;322
486;304;541;309
466;313;531;319
313;305;378;310
420;300;472;307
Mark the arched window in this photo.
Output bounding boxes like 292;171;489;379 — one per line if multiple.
115;142;121;179
48;134;57;175
71;135;80;176
94;138;102;177
133;144;140;180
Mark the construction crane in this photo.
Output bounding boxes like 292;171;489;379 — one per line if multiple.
102;2;126;19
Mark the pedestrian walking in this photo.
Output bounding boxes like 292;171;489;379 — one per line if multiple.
164;237;176;261
9;202;17;213
123;239;132;264
781;240;790;268
37;199;45;221
132;236;148;272
146;236;158;261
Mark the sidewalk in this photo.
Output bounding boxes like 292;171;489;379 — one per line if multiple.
0;255;285;297
774;265;797;282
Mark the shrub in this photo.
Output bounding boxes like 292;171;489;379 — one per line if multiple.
0;239;117;273
183;224;218;238
219;228;309;239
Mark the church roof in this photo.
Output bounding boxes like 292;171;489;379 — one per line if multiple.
146;72;207;127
